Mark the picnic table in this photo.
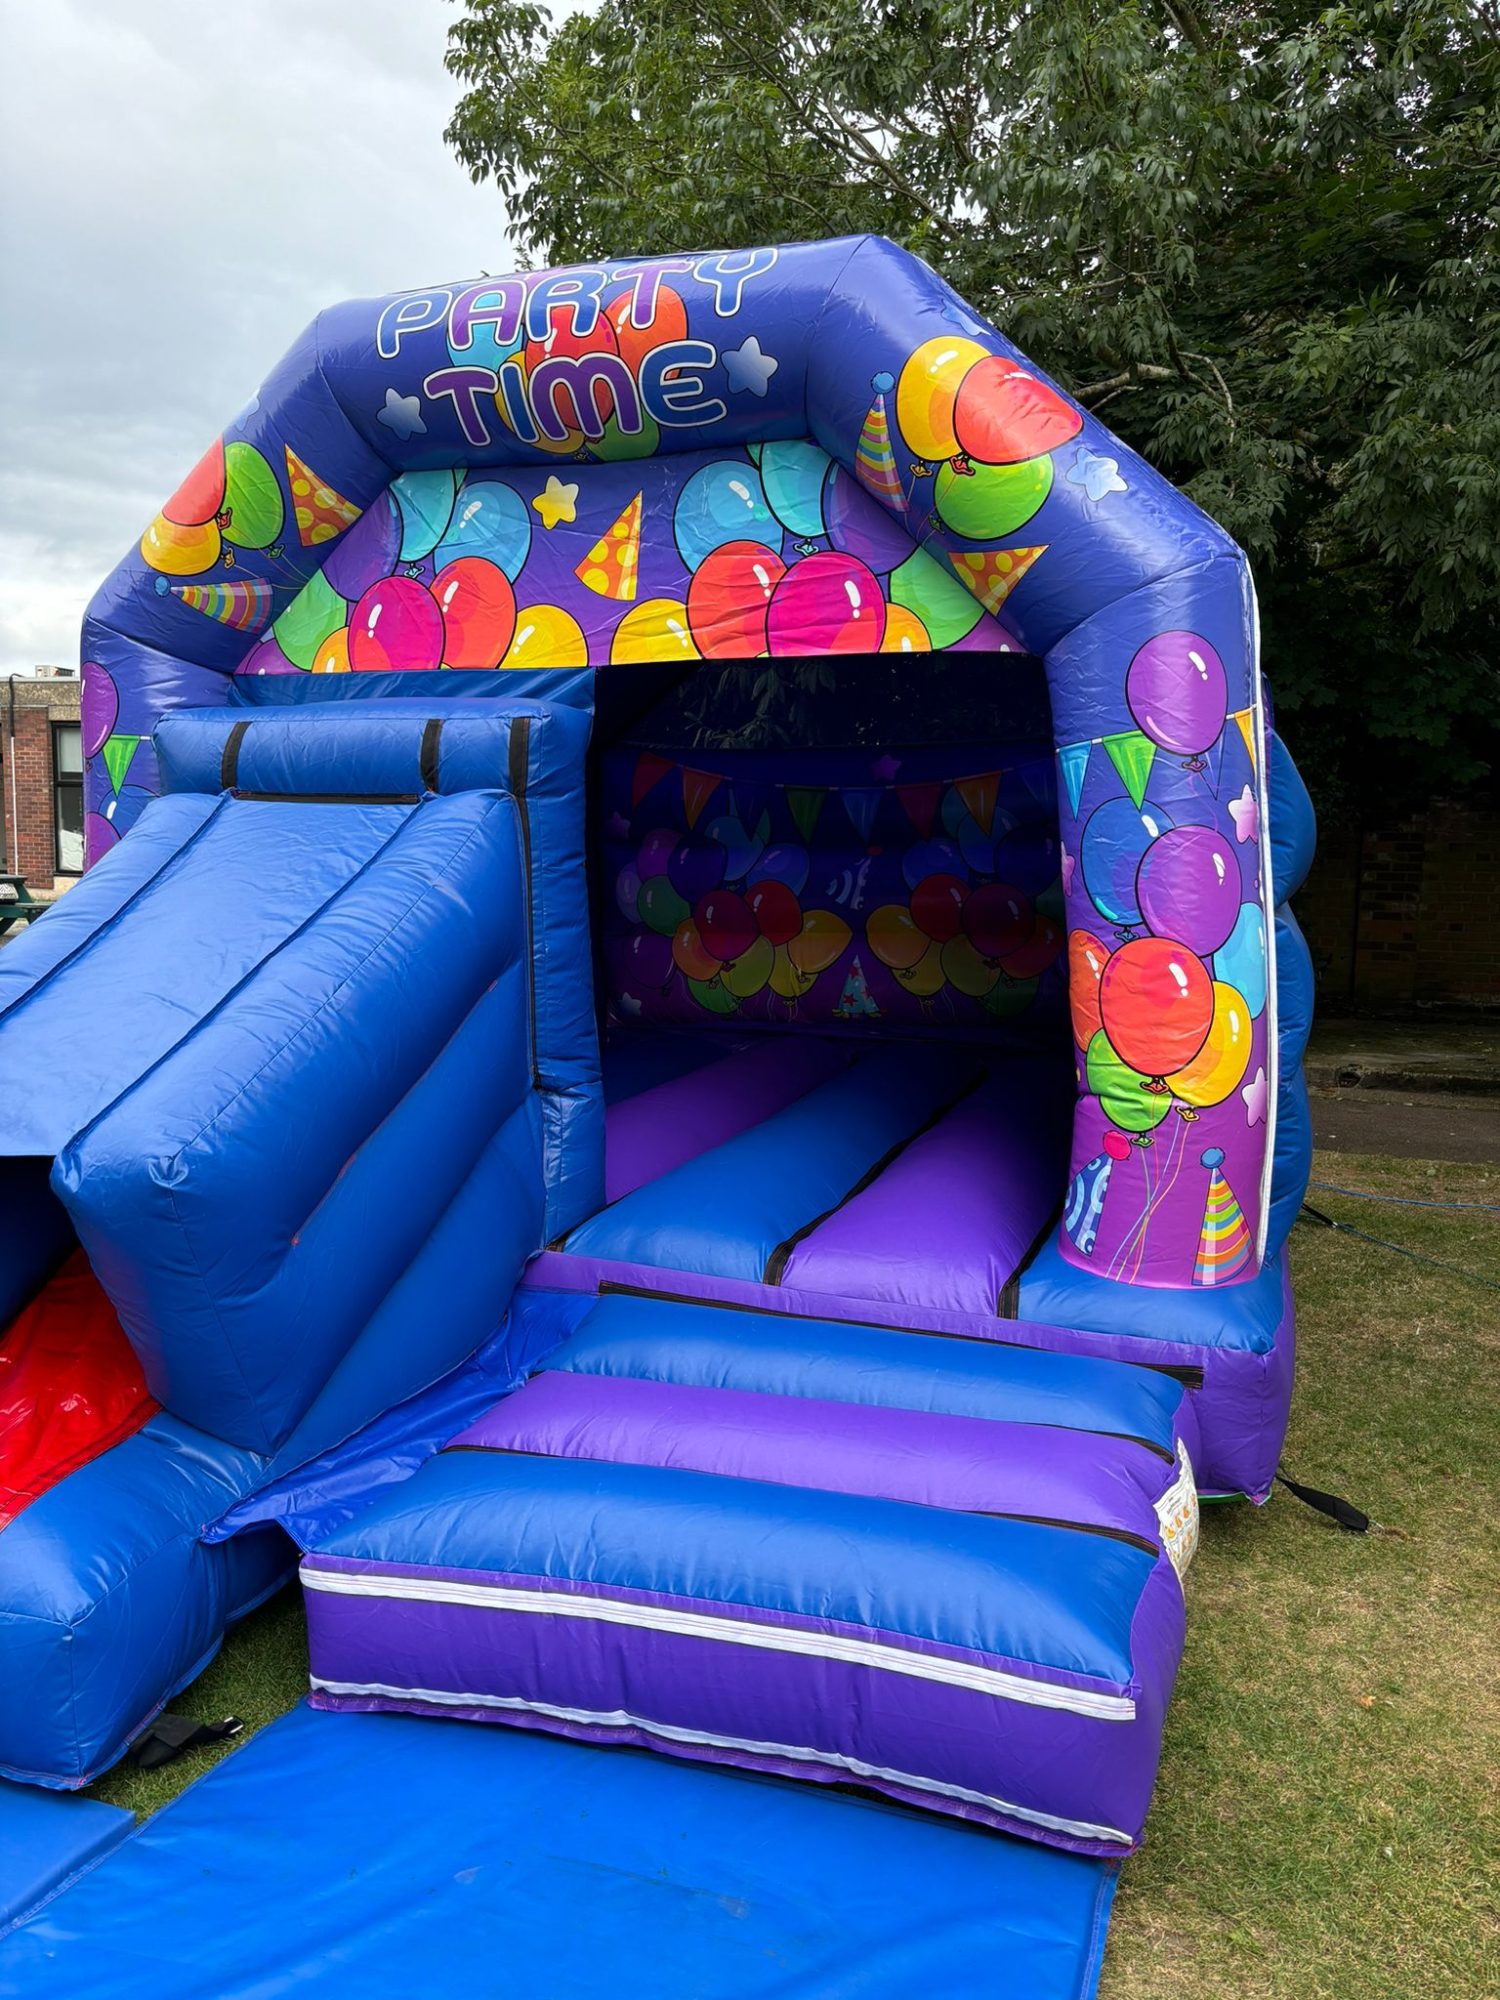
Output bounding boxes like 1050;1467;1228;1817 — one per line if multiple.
0;873;44;936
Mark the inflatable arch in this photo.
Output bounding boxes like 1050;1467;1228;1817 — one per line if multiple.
0;237;1314;1825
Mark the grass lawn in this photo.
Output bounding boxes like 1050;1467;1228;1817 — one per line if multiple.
86;1149;1499;1998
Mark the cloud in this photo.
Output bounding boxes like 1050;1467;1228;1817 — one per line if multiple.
0;0;517;670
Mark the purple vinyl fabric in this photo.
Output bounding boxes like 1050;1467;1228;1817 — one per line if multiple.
605;1036;858;1203
306;1554;1180;1853
781;1068;1070;1312
453;1370;1183;1554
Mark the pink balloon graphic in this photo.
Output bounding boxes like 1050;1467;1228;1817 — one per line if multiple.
349;575;445;673
1125;631;1228;757
767;551;886;656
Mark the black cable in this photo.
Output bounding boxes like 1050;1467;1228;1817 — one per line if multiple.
1296;1204;1500;1294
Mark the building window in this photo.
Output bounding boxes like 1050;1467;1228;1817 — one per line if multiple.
53;723;83;875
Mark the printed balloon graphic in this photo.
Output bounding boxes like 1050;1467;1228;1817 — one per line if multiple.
889;551;984;648
667;835;726;905
704;813;764;881
1126;631;1228;761
221;443;284;550
758;440;830;540
81;663;118;758
1137;824;1241;956
1099;937;1213;1080
910;872;966;944
1000;912;1063;978
611;598;700;665
503;603;588;670
941;934;1000;997
694;890;758;964
1214;901;1268;1017
934;455;1052;540
822;465;912;574
274;572;347;671
767;551;885;656
141;436;229;576
673;460;775;571
311;627;351;674
433;479;532;581
605;282;688;372
349;575;445;673
788;908;851;975
615;864;643;923
1080;797;1175;927
896;337;988;461
1168;981;1253;1110
1068;930;1110;1047
952;359;1083;465
881;605;932;654
686;541;784;656
747;878;801;947
769;946;818;1001
638;829;676;879
639;876;689;937
394;470;461;561
614;928;673;992
867;903;929;972
962;883;1032;961
519;307;622;448
722;934;775;997
671;920;720;982
323;491;402;600
432;557;516;669
1086;1030;1172;1135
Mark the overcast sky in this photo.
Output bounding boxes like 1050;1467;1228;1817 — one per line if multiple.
0;0;529;672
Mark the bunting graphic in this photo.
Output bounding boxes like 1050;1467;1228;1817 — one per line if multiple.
1058;741;1091;818
855;372;906;510
948;545;1046;617
1102;730;1157;810
170;580;273;631
896;781;943;839
956;772;1000;835
842;789;881;842
1232;708;1257;773
102;734;141;795
1193;1147;1252;1286
576;492;643;602
682;768;721;828
631;751;673;807
284;448;362;547
787;787;826;843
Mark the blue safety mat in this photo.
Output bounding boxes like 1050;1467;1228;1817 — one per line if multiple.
0;1782;131;1933
0;1706;1117;1998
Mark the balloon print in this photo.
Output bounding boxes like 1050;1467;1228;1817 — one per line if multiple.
639;876;689;937
1137;825;1241;956
704;814;764;880
611;598;700;665
895;945;947;998
1001;913;1063;978
787;908;851;975
323;491;402;599
667;836;726;904
1214;901;1268;1017
749;842;810;897
910;872;966;943
432;558;516;669
1168;981;1253;1109
1079;797;1175;927
896;337;988;461
81;663;118;758
695;890;758;963
671;920;720;982
1126;631;1228;758
274;571;347;671
686;542;784;656
888;550;984;648
349;575;445;673
162;437;226;527
615;929;673;991
952;359;1083;465
434;479;532;580
1068;930;1110;1047
866;903;929;972
758;440;830;539
722;934;775;997
766;552;885;656
769;946;818;1000
941;934;1000;997
221;442;283;550
747;879;801;946
902;837;966;889
140;513;220;578
503;603;588;669
881;605;932;653
615;864;643;922
962;883;1032;960
638;829;676;879
393;470;460;561
605;282;688;372
822;465;914;574
311;627;351;674
673;460;775;571
934;455;1052;541
1099;936;1213;1079
1085;1031;1172;1135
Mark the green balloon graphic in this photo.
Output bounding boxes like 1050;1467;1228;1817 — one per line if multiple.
934;454;1052;541
688;976;739;1016
594;409;661;461
889;549;984;648
273;570;345;670
223;442;284;550
1085;1029;1171;1135
982;973;1039;1021
638;875;689;937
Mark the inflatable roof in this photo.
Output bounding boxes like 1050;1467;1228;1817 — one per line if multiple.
84;235;1301;1296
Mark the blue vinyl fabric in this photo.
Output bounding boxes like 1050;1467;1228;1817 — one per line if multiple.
1022;1238;1290;1356
0;1705;1118;1999
563;1043;981;1281
548;1292;1188;1453
0;1415;288;1788
0;1784;130;1931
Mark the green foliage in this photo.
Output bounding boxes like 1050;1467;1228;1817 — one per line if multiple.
445;0;1500;809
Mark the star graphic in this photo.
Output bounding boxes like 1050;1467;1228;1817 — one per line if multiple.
532;476;579;529
723;336;779;397
1065;446;1127;503
1229;783;1260;844
377;388;426;440
1241;1065;1268;1126
871;754;901;782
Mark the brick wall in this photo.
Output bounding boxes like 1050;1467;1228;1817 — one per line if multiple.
1293;800;1500;1009
1;673;82;895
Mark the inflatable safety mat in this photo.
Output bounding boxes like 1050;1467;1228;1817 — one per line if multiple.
0;1705;1118;1999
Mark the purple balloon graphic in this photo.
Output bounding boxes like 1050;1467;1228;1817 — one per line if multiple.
638;828;677;879
822;465;914;575
610;928;674;991
81;662;118;757
1137;825;1241;954
748;842;810;897
1080;797;1175;926
85;810;120;864
667;836;727;903
1126;631;1228;757
322;492;401;600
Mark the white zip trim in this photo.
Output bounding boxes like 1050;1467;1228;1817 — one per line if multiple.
301;1566;1135;1722
309;1674;1135;1847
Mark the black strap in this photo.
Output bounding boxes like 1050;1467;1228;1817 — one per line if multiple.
131;1713;244;1771
419;717;444;794
1276;1470;1371;1534
219;720;251;791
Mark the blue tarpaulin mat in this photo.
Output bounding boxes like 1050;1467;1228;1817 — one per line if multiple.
0;1781;131;1932
0;1706;1116;1998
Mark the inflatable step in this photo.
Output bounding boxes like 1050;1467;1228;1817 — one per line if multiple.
304;1295;1197;1854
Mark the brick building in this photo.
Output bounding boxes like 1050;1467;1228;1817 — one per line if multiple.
1;669;84;898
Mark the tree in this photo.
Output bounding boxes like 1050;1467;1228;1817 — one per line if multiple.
445;0;1500;810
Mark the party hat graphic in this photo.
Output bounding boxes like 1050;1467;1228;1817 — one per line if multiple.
948;544;1046;616
1063;1146;1116;1257
171;579;273;631
576;492;642;602
855;372;906;511
284;448;362;547
1193;1147;1252;1285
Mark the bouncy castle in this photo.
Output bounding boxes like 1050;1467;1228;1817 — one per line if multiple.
0;237;1315;1994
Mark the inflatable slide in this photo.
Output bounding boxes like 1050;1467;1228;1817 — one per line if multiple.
0;236;1315;1993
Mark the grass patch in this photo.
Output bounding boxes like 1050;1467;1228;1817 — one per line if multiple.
82;1150;1499;1995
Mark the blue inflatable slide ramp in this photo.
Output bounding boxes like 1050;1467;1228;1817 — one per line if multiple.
0;1706;1117;1998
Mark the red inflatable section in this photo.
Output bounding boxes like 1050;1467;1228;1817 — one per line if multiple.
0;1253;158;1530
